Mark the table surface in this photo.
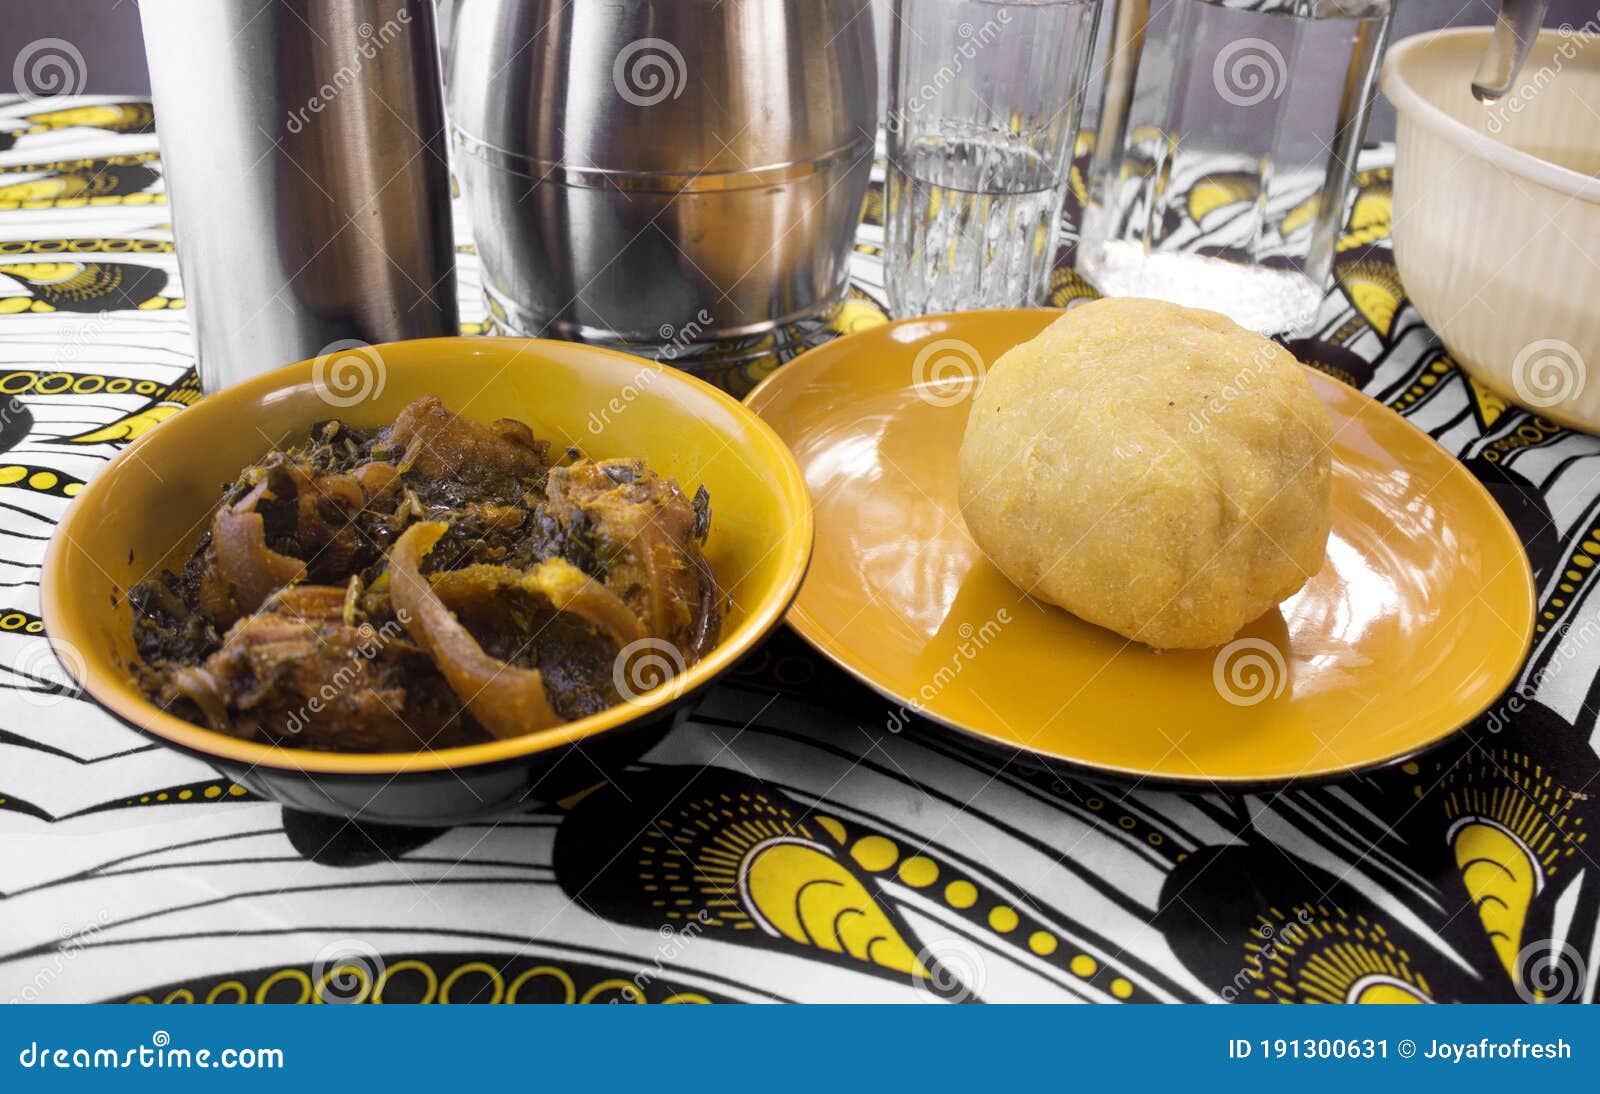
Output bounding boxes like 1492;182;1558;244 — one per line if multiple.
0;94;1595;1005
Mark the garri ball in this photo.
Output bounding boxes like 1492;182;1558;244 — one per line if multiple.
957;298;1334;650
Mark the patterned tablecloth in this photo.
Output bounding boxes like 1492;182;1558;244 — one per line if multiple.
0;94;1596;1005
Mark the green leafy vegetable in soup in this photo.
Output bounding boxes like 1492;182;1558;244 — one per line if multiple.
129;396;720;752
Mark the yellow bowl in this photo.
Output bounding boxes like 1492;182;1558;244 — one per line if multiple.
42;338;813;824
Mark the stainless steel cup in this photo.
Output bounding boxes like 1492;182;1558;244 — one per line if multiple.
140;0;459;392
446;0;878;345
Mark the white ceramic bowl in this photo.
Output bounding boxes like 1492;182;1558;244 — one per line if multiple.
1382;27;1600;432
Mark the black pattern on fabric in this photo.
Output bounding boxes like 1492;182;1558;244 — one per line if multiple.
0;97;1594;1004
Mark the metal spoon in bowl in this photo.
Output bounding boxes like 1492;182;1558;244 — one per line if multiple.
1471;0;1550;102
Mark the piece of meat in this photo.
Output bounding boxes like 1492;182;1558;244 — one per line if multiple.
197;477;308;627
544;459;719;660
284;463;366;576
169;584;482;752
196;455;400;626
382;396;549;482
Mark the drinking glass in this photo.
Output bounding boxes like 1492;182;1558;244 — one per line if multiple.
885;0;1101;317
1076;0;1391;333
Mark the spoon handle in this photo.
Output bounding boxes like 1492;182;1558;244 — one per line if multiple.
1471;0;1551;102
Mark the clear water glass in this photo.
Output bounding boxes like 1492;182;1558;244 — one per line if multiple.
885;0;1101;318
1076;0;1391;334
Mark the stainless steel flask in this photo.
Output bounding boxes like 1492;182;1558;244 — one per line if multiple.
446;0;878;346
140;0;459;392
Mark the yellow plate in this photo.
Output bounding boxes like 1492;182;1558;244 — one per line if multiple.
746;309;1536;784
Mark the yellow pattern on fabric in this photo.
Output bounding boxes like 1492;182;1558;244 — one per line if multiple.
1452;821;1538;979
1186;173;1259;223
1391;355;1456;413
1434;749;1584;994
1335;256;1403;338
127;957;718;1005
1337;169;1391;252
1465;371;1510;429
1244;904;1431;1004
53;372;201;445
1281;194;1320;237
743;841;927;975
0;464;83;498
635;793;930;980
